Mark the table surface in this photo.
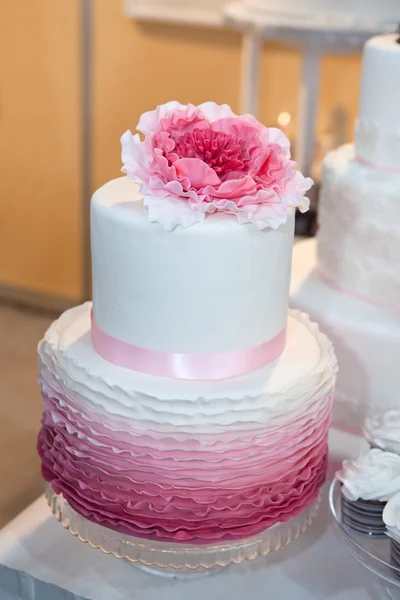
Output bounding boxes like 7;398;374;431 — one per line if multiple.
3;428;398;600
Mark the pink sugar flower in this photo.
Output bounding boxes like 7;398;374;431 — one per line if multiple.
121;101;312;230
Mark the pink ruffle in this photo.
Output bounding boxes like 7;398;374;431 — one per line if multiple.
39;403;330;488
39;362;332;451
41;392;331;467
37;354;332;543
41;445;326;543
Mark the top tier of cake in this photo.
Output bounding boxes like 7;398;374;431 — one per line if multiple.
89;101;312;380
356;35;400;169
91;177;294;367
242;0;400;27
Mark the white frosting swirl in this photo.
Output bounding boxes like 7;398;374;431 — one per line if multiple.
364;411;400;455
383;491;400;543
336;448;400;502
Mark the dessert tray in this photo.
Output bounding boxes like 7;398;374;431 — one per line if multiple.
329;479;400;596
45;483;321;579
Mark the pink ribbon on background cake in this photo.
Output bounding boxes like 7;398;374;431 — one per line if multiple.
317;268;400;312
356;154;400;175
91;314;286;380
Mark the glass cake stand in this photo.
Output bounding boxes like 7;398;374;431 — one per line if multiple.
45;483;321;579
329;479;400;598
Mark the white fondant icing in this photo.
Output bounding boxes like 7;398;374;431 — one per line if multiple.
317;144;400;306
290;238;400;430
38;302;337;427
337;449;400;502
357;36;400;168
91;177;294;354
364;412;400;455
355;121;400;171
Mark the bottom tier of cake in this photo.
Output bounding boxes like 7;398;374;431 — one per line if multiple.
291;238;400;431
37;303;336;544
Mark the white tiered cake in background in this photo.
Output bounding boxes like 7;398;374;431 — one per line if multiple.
291;35;400;431
241;0;399;28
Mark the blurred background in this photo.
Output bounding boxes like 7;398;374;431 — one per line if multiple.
0;0;364;526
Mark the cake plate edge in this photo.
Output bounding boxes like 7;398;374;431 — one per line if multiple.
45;482;321;577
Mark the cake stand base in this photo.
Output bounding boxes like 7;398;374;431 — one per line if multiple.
45;482;321;576
130;562;227;579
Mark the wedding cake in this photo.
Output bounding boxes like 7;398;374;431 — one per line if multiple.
241;0;399;28
291;35;400;430
38;102;337;544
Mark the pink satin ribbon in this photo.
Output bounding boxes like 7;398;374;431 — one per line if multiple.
356;155;400;174
317;268;400;312
91;315;286;380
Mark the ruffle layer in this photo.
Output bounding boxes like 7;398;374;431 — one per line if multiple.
41;389;332;467
38;417;329;489
39;353;334;429
38;389;329;541
39;422;326;542
45;461;326;542
39;426;326;512
37;304;336;543
39;359;333;446
38;304;337;426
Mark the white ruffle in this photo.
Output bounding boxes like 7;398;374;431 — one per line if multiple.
38;303;337;428
144;194;310;232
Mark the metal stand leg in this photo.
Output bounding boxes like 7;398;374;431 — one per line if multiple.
296;49;321;177
240;32;262;116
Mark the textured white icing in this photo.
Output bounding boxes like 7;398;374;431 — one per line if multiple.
364;412;400;455
355;121;400;171
337;449;400;502
290;35;400;432
38;302;337;427
242;1;399;26
356;36;400;168
317;144;400;307
383;492;400;542
91;177;294;354
290;238;400;430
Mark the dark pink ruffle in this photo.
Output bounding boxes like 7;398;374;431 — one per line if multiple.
37;357;331;543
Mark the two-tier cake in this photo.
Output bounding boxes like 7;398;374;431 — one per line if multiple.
38;102;337;544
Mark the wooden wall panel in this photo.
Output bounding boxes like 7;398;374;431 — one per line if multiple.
92;2;361;191
0;0;362;304
0;0;82;301
92;1;241;189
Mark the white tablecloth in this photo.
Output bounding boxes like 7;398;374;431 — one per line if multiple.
0;429;395;600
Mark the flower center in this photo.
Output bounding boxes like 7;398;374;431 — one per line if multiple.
175;128;245;177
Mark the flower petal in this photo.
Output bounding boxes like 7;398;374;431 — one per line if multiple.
174;158;220;188
137;102;187;135
201;175;257;201
197;102;237;122
144;194;204;231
